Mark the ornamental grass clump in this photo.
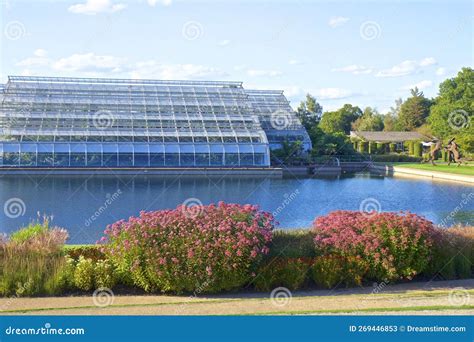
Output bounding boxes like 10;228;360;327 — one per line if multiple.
0;217;69;296
102;202;274;293
313;211;439;282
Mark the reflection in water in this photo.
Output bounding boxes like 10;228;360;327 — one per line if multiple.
0;173;472;243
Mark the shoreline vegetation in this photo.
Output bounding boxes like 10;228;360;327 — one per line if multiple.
1;208;473;303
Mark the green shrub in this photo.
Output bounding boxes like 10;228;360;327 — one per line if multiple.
406;141;414;155
268;230;315;258
311;255;367;288
368;142;376;154
74;256;95;291
358;141;368;153
253;257;311;291
441;149;448;162
376;142;386;154
371;154;422;163
424;227;474;280
58;255;77;290
94;259;117;289
389;143;396;153
413;142;422;157
65;245;104;261
0;219;68;297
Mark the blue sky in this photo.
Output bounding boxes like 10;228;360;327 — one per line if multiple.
1;0;472;112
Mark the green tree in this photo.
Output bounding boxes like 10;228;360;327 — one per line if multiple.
398;88;432;130
296;94;323;129
383;98;402;131
352;107;384;131
319;104;362;134
428;67;474;154
271;140;304;165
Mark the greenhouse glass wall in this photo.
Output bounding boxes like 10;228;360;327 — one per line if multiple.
0;76;310;168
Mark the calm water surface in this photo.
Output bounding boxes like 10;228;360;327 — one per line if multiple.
0;173;472;243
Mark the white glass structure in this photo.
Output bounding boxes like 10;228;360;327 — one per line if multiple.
246;89;312;151
0;76;309;168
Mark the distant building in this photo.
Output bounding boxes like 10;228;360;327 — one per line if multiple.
0;76;310;168
350;131;430;150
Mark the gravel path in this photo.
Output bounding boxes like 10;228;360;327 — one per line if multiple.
1;279;473;315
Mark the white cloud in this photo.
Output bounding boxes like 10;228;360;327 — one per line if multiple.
419;57;436;67
316;88;354;100
288;59;302;65
376;57;437;77
34;49;47;58
331;64;372;75
233;65;247;71
130;61;228;80
436;67;446;76
147;0;172;6
401;80;433;90
16;52;51;68
246;69;283;77
218;39;231;47
68;0;127;15
53;53;126;73
328;16;349;28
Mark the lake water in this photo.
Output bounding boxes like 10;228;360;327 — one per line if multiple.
0;173;472;244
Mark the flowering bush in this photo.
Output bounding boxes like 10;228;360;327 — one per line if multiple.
313;211;439;281
102;202;274;293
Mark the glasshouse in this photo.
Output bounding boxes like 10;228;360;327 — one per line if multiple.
0;76;309;168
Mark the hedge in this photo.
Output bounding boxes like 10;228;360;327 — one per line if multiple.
358;141;368;153
371;154;423;162
376;142;386;154
413;142;423;157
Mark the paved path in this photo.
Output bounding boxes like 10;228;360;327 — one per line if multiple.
1;279;473;315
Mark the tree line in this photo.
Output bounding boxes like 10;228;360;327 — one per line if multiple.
293;67;473;158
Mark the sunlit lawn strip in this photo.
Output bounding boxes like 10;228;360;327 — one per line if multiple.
390;163;474;176
244;305;474;316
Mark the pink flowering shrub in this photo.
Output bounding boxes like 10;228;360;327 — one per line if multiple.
313;211;439;281
102;202;274;293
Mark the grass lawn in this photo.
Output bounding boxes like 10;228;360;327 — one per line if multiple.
390;162;474;176
1;279;473;315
